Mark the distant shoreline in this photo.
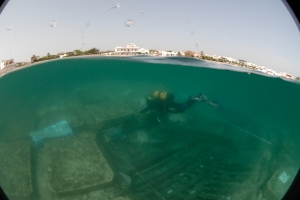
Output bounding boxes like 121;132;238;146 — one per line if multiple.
0;54;133;77
0;55;296;82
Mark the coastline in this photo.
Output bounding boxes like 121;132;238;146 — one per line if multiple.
1;55;296;82
0;54;133;78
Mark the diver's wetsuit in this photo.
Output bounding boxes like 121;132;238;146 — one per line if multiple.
139;92;197;114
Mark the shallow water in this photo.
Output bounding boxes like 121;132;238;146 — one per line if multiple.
0;56;299;200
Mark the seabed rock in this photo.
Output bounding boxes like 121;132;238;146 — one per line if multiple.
0;142;32;199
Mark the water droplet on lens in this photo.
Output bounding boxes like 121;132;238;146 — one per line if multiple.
140;10;144;14
108;3;120;10
125;20;134;27
86;21;91;27
196;43;198;47
49;20;57;27
191;30;194;35
7;25;12;31
82;42;85;46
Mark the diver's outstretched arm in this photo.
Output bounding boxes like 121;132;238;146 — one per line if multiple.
190;94;221;109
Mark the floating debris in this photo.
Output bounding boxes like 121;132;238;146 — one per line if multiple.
199;165;203;168
7;25;12;31
108;3;120;10
167;189;173;194
49;20;57;27
210;157;214;160
179;173;184;176
190;191;195;194
85;21;91;27
125;19;134;27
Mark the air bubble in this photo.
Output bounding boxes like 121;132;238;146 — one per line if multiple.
7;25;12;31
125;20;134;27
49;20;57;27
86;21;91;27
108;3;120;10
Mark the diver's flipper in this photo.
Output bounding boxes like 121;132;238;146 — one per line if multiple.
206;100;221;109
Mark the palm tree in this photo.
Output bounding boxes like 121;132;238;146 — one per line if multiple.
47;53;50;57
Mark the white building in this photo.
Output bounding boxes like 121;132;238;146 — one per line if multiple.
278;72;294;80
1;59;16;73
162;51;178;56
114;43;149;55
223;56;238;63
138;48;150;55
59;53;67;58
256;66;267;73
265;68;278;76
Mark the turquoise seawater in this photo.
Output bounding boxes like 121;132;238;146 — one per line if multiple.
0;57;300;200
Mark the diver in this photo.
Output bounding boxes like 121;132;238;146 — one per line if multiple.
139;91;220;115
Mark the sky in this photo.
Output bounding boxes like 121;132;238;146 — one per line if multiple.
1;0;300;76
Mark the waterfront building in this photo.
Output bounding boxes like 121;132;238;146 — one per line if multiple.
56;52;67;58
193;53;200;58
138;48;150;55
162;51;178;56
114;43;149;55
1;59;16;73
256;66;267;73
266;68;278;76
278;72;294;80
222;56;238;63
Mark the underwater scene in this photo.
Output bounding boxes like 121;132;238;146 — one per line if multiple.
0;57;300;200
